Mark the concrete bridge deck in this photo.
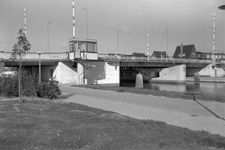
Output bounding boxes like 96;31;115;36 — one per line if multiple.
1;51;217;67
1;51;224;85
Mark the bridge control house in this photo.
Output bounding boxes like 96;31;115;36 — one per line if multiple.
68;38;119;85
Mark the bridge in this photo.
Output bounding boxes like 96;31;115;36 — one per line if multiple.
0;51;224;85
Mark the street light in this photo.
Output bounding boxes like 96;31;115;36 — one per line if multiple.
82;7;89;39
163;20;168;60
208;26;213;57
47;21;51;56
161;33;166;61
37;51;42;84
218;5;225;10
18;50;22;103
117;29;122;56
203;40;206;60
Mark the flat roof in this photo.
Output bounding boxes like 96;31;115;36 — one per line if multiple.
69;38;97;43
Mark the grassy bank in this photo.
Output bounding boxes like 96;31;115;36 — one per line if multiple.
71;84;225;103
0;99;225;150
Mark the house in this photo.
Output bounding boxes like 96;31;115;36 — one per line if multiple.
173;44;197;59
132;52;146;57
151;51;168;58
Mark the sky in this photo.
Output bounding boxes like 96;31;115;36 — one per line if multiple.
0;0;225;56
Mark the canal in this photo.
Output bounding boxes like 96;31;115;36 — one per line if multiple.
121;81;225;96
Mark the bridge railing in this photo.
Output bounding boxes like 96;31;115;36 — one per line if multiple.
0;51;69;60
98;54;211;64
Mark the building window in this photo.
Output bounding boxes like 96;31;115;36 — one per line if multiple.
87;42;97;52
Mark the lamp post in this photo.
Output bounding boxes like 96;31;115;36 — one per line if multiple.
161;33;166;61
117;29;122;56
18;50;22;103
208;26;213;57
37;51;42;84
82;7;89;39
163;20;168;60
47;21;51;56
203;40;206;60
218;5;225;10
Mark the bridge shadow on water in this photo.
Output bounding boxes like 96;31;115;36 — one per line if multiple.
120;81;225;96
120;81;160;91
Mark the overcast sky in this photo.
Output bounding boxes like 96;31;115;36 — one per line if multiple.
0;0;225;56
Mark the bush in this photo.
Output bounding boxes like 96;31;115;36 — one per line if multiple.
0;74;18;97
21;69;37;97
0;68;61;100
36;78;61;100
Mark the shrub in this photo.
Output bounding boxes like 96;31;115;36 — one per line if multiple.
0;68;61;100
36;77;61;100
21;69;37;97
0;74;18;97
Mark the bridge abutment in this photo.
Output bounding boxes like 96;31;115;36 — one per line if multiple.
50;61;120;85
151;64;186;83
199;64;225;77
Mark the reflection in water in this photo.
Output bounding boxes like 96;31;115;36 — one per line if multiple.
150;82;225;96
121;81;225;96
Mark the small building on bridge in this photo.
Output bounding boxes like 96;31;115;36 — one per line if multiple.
69;38;98;60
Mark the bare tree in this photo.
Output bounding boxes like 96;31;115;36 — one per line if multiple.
12;28;31;102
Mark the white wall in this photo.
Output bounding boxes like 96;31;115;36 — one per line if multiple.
199;64;225;77
151;64;186;83
69;52;97;60
98;62;119;84
199;65;210;76
42;61;84;85
209;64;225;77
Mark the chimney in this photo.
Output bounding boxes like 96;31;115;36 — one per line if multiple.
180;43;183;55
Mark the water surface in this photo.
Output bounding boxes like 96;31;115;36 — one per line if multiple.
121;82;225;96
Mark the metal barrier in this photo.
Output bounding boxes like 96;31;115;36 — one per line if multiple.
98;53;212;64
1;51;222;64
0;51;69;60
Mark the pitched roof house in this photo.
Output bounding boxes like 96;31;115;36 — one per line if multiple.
151;51;168;58
173;44;197;59
132;52;146;57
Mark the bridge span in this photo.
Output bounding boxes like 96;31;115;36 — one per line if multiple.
0;51;224;85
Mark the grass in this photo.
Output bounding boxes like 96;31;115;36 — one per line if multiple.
71;84;225;103
0;99;225;150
